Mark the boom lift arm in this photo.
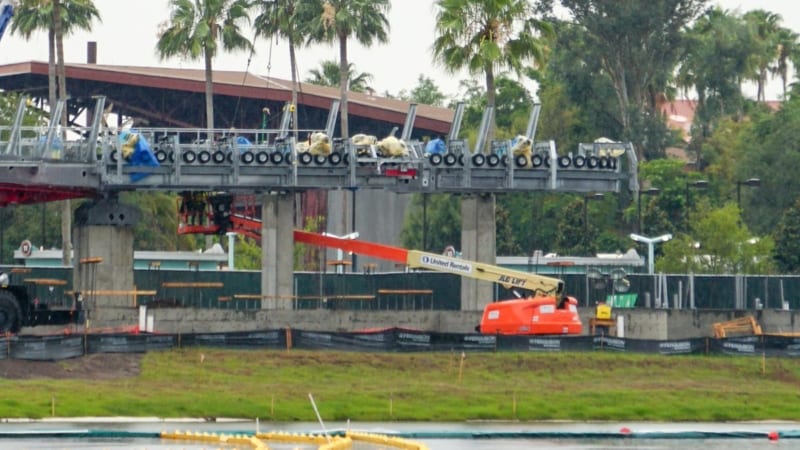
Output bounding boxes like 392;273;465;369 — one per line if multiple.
293;230;564;298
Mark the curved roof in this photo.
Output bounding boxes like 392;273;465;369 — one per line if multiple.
0;61;453;136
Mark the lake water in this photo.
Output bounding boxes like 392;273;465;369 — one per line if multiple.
0;420;795;449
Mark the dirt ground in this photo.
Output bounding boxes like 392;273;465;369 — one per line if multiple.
0;353;143;380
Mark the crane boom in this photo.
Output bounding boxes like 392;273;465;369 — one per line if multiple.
293;229;564;297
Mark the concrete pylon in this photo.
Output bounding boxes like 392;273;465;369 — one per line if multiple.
460;193;496;311
261;192;294;309
72;198;141;313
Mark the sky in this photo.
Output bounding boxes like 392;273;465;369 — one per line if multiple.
2;0;800;100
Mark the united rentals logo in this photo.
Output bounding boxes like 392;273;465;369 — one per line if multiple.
419;254;472;274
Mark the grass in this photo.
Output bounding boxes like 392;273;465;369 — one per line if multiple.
2;349;800;421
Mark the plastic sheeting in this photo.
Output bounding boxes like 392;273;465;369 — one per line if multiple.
5;329;800;361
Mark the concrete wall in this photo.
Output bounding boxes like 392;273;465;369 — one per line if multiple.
82;306;800;340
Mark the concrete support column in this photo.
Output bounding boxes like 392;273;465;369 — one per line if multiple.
460;194;496;311
261;192;295;310
72;198;140;314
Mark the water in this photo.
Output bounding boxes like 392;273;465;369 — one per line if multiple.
0;420;794;449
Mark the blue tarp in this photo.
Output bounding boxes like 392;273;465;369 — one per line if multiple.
425;138;446;155
119;130;159;182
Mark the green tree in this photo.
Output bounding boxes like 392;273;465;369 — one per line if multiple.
157;0;253;131
432;0;552;148
298;0;390;138
677;7;756;153
657;203;774;274
553;197;599;256
743;9;782;102
560;0;704;161
400;194;461;254
774;27;800;99
398;74;448;107
304;60;374;93
773;197;800;273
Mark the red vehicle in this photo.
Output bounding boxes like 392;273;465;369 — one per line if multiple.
179;193;583;336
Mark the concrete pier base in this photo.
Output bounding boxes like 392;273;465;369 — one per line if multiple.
460;194;496;311
261;192;294;310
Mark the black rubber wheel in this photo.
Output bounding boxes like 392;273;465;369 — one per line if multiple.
109;150;118;163
168;150;175;163
240;151;255;164
182;150;197;164
299;152;313;165
444;153;458;166
198;150;212;164
458;154;465;166
0;290;22;333
255;151;270;164
515;154;529;168
329;153;342;165
429;154;443;166
314;154;328;165
558;155;572;168
573;155;586;168
472;154;486;167
155;150;168;163
343;153;350;165
587;156;599;169
212;151;226;164
270;151;284;165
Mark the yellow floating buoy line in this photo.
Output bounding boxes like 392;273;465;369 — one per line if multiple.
161;429;429;450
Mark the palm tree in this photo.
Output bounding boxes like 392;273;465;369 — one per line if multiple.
305;60;374;93
157;0;253;131
12;0;100;265
298;0;390;139
254;0;302;138
743;9;781;102
432;0;553;150
773;27;799;100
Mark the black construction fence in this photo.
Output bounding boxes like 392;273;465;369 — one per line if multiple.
3;266;800;311
1;329;798;361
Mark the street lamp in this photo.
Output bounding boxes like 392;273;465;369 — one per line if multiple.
636;187;660;234
630;233;673;275
736;178;761;207
684;179;709;222
583;193;605;233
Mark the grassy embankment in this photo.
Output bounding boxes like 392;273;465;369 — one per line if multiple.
2;349;800;421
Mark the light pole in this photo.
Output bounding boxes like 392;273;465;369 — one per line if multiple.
684;179;709;222
636;187;660;234
583;193;605;233
630;233;673;275
736;177;761;207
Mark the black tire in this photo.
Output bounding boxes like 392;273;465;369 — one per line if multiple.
343;153;350;165
608;158;618;170
329;153;342;165
472;153;486;167
314;154;328;165
515;154;529;168
212;151;226;164
558;155;571;168
487;154;500;167
429;154;443;166
458;154;465;166
255;151;270;165
240;151;255;165
299;152;313;165
587;156;599;169
0;290;22;333
598;156;610;169
168;149;175;163
501;155;509;167
444;153;458;166
198;150;212;164
270;151;284;165
109;149;118;163
182;150;197;164
573;155;586;168
155;150;168;163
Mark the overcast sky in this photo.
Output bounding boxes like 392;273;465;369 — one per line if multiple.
2;0;799;100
